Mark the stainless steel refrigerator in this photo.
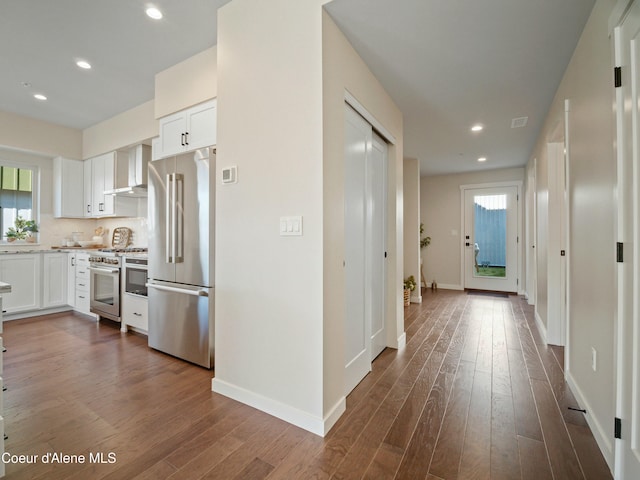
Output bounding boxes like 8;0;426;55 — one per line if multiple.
147;147;214;368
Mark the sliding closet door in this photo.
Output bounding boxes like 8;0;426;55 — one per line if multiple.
344;103;387;395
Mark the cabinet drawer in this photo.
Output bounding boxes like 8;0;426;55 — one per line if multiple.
75;292;90;313
76;268;90;279
75;277;90;292
122;294;148;331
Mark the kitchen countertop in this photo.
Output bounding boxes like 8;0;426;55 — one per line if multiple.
0;249;94;254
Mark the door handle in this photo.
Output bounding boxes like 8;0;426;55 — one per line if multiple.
184;132;189;145
166;173;173;263
147;283;209;297
181;133;185;146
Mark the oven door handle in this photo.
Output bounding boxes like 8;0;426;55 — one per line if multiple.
89;266;120;274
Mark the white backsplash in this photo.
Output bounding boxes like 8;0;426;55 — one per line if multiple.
98;217;148;248
6;214;149;250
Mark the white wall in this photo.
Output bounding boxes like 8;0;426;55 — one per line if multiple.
155;47;217;119
420;167;524;289
213;0;327;435
527;0;616;466
83;100;157;159
403;158;420;301
322;9;404;428
0;110;82;159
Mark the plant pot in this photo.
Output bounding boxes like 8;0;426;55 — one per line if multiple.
26;236;36;243
6;237;16;243
404;288;410;307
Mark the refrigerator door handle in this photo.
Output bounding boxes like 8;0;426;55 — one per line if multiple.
175;173;184;263
166;173;173;264
171;172;179;264
146;283;209;297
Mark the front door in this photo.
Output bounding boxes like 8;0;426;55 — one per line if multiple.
463;185;519;293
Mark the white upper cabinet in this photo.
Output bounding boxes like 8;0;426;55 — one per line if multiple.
157;99;216;159
53;157;84;218
83;152;137;218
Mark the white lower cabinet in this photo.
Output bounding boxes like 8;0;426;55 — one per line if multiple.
0;254;40;314
42;253;67;308
121;293;148;332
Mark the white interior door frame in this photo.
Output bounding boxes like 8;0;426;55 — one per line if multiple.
459;181;523;293
526;158;538;306
612;1;640;475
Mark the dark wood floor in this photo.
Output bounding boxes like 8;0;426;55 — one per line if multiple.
1;289;611;479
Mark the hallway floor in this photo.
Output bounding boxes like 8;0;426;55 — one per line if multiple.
1;290;611;479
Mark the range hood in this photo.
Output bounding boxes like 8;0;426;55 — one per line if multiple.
104;144;150;197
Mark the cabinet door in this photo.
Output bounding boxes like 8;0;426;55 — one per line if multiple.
159;111;187;158
66;253;76;307
101;152;115;215
53;157;84;218
42;254;67;308
185;100;217;150
0;255;41;313
84;159;93;217
88;152;117;216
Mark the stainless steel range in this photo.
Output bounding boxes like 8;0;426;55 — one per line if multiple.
89;248;148;321
88;252;122;321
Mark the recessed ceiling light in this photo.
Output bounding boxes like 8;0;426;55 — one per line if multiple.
33;94;47;101
477;157;487;162
471;124;483;132
21;81;31;88
146;6;163;19
76;60;91;69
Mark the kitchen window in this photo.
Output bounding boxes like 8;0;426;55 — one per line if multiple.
0;163;39;241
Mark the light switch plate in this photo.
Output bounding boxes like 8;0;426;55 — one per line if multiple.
280;216;303;236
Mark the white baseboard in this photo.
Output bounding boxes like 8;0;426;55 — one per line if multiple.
211;377;344;437
566;372;614;471
426;282;463;291
410;294;422;304
534;310;547;344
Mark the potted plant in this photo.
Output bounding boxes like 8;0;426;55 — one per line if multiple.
24;219;38;243
403;275;417;307
5;229;19;242
420;223;431;289
420;223;431;249
4;216;38;242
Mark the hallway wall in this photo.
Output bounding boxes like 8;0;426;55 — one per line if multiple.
526;0;616;466
420;167;524;290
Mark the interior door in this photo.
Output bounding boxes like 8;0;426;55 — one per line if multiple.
614;2;640;477
344;104;372;395
344;104;388;394
369;133;387;360
463;186;518;292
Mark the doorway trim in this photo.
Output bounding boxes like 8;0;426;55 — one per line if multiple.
460;180;523;294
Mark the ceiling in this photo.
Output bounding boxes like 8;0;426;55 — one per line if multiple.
0;0;595;176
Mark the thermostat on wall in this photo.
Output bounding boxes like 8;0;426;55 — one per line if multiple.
221;166;237;184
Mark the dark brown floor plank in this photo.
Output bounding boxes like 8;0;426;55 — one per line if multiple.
517;435;553;480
